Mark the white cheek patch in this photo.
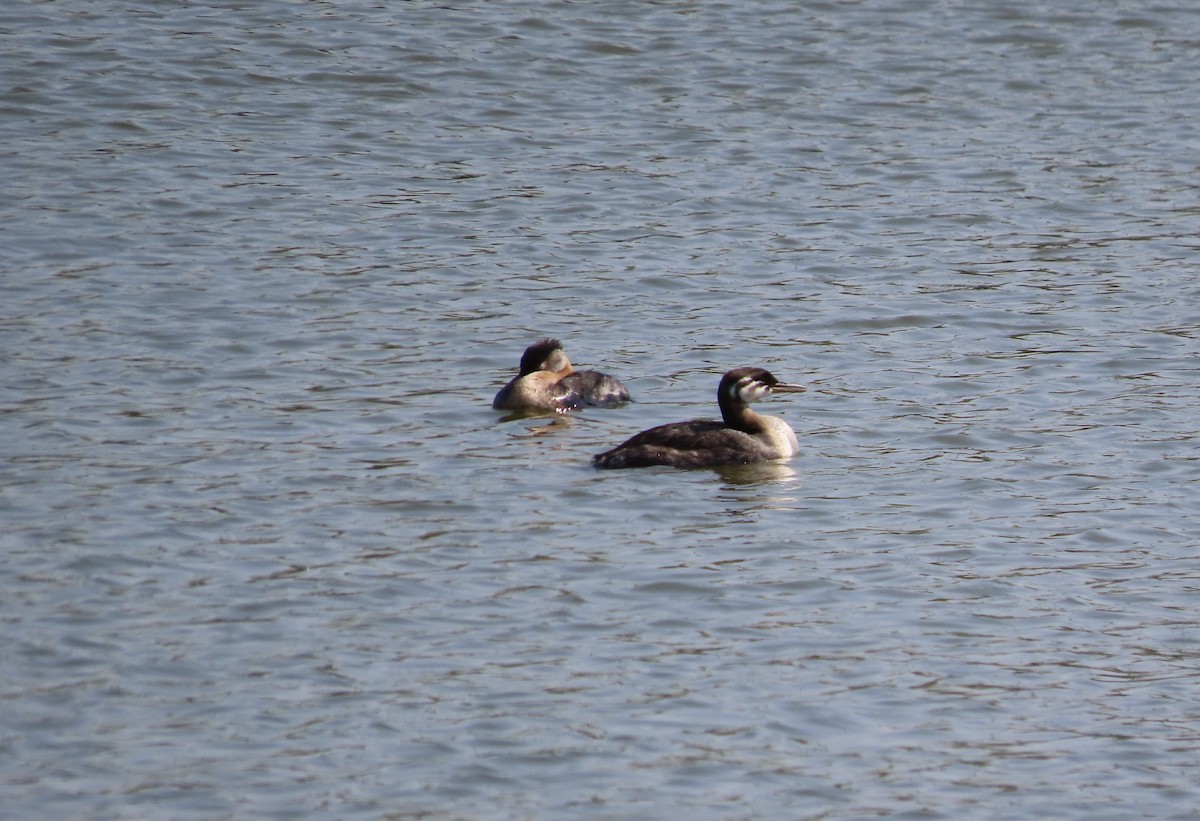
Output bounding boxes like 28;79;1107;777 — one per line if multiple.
732;377;771;402
746;383;771;402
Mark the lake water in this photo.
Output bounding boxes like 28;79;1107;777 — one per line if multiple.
4;1;1200;818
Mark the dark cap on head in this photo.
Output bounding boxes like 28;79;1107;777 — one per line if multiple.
519;338;564;375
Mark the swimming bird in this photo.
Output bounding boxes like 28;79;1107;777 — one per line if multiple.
493;338;631;414
592;366;804;469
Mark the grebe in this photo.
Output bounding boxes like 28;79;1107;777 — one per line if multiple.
592;366;804;469
493;338;631;414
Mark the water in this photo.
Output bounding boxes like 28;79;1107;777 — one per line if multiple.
4;0;1200;818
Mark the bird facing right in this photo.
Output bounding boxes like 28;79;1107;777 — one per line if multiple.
592;366;804;469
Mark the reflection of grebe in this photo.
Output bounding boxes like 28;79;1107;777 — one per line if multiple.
492;338;631;414
593;367;804;469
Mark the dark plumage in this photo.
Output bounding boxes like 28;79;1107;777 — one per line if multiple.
593;367;804;469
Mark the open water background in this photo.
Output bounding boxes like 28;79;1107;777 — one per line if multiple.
4;1;1200;818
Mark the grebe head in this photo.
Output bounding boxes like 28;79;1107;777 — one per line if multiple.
519;338;573;377
720;367;805;405
715;367;804;431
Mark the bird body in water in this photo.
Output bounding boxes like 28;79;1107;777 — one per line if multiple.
593;367;804;469
493;338;631;414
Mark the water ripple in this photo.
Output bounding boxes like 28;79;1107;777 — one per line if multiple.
4;0;1200;818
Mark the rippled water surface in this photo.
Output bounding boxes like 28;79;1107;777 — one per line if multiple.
4;1;1200;818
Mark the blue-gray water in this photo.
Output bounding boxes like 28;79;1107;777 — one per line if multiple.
4;1;1200;818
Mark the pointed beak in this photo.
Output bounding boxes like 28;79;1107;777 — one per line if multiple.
772;382;806;394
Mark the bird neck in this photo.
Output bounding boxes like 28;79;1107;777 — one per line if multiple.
719;396;764;433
